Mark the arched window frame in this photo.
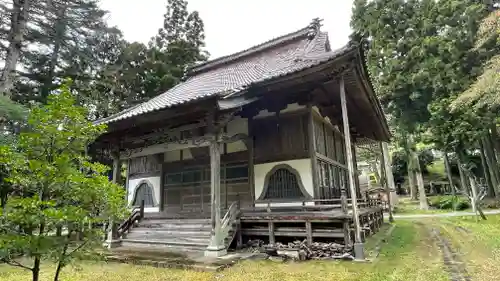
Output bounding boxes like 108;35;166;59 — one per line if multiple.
258;164;312;201
131;180;157;207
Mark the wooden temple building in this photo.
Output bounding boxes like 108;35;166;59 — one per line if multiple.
93;19;391;259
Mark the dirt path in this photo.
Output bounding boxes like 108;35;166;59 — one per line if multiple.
392;210;500;219
416;222;471;281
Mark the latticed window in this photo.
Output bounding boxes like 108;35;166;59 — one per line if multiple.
263;167;306;200
133;182;155;207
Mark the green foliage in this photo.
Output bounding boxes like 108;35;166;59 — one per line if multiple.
0;95;27;123
0;82;126;279
351;0;494;151
427;160;446;177
429;195;470;210
79;0;208;120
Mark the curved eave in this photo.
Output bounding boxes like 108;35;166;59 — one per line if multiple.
355;47;391;142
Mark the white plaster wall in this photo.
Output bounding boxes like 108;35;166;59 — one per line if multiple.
127;176;161;213
254;159;314;207
182;148;193;159
164;150;181;162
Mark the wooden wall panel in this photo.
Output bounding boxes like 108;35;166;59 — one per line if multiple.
253;113;309;163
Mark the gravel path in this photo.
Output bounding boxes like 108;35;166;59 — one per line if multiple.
391;210;500;219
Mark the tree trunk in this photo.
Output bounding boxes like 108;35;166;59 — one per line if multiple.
415;168;428;210
489;124;500;163
482;136;500;198
32;223;44;281
443;152;455;197
32;256;40;281
0;0;32;96
468;176;478;213
41;4;68;101
479;141;495;197
408;167;417;200
53;231;71;281
408;136;428;210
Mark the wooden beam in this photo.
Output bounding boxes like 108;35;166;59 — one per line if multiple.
340;76;364;260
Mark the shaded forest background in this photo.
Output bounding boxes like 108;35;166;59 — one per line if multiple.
1;0;500;205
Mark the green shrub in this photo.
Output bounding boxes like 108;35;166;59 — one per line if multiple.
429;195;470;210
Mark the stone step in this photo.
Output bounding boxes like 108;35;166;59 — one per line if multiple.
105;247;232;272
121;238;209;250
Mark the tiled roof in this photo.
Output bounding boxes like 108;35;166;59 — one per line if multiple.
97;21;351;125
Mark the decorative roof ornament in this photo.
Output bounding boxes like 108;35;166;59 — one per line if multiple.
307;18;323;40
180;65;190;82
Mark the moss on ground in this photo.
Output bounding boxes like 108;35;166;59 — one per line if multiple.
0;221;448;281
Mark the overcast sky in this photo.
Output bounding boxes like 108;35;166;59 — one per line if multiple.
100;0;354;59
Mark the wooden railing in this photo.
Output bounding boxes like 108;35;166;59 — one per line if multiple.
117;200;145;238
246;198;383;213
219;200;240;246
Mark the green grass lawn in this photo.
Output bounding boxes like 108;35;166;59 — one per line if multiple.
432;215;500;281
0;221;448;281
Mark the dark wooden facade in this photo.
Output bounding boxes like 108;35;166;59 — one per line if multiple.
95;20;390;258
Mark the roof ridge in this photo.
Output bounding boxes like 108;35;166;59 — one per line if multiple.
187;18;323;76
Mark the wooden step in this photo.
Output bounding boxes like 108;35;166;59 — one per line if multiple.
125;232;211;243
121;238;209;249
139;222;211;229
128;228;211;237
141;218;211;224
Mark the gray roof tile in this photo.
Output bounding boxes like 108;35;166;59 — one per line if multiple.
97;23;351;125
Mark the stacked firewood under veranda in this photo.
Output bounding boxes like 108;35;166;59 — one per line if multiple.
243;239;354;261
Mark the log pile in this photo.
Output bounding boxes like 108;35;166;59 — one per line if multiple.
243;239;354;261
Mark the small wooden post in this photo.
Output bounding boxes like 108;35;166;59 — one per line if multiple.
268;221;275;245
341;189;351;246
381;142;394;223
339;76;364;260
139;199;145;220
305;221;313;246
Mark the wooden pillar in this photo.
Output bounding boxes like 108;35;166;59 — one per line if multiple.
205;136;226;257
308;104;320;199
248;116;255;207
106;149;121;248
381;142;394;222
339;76;364;260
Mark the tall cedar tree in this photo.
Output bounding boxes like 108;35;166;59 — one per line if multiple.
0;0;33;96
11;0;123;106
81;0;208;120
